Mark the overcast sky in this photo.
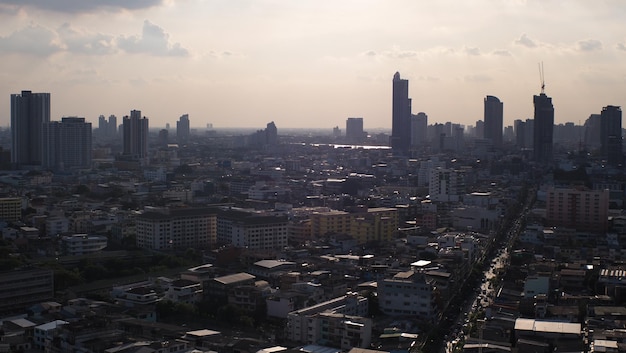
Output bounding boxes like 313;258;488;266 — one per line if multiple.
1;0;626;130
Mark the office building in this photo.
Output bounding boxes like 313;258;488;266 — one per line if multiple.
135;207;217;250
0;268;54;314
42;117;92;170
176;114;190;144
600;105;623;166
533;92;554;163
410;112;428;147
546;186;609;233
10;90;50;168
391;72;412;154
484;95;503;148
122;110;149;162
346;117;364;143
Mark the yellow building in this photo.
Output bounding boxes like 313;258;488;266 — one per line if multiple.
310;207;398;244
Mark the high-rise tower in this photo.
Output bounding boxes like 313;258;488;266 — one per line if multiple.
391;72;412;154
176;114;190;144
42;117;92;170
122;110;149;163
532;93;554;163
10;90;50;168
346;117;364;143
484;95;503;148
600;105;623;166
410;112;428;147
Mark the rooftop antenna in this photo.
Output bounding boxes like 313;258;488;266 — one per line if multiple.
538;62;545;94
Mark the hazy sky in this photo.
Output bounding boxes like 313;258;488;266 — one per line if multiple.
1;0;626;130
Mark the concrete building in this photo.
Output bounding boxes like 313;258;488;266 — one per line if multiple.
122;109;149;163
61;234;108;256
545;186;609;233
286;293;369;344
177;113;190;144
484;95;503;148
410;112;428;147
533;92;554;164
600;105;623;166
391;72;412;154
11;90;50;168
165;279;203;304
42;117;92;170
346;117;364;143
0;268;54;314
0;197;22;222
206;272;256;299
377;270;437;320
135;207;217;250
429;168;466;202
216;208;288;249
310;208;398;244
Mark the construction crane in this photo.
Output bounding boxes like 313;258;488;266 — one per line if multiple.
538;61;545;94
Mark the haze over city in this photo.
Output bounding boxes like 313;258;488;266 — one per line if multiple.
1;0;626;129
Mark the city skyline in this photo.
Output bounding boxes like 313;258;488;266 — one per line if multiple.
1;1;626;129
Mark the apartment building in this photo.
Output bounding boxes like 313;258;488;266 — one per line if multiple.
286;293;368;344
0;197;21;222
216;208;288;249
546;186;609;232
377;270;437;320
135;207;217;250
310;207;398;244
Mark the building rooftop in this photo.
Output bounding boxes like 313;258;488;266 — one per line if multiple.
213;272;255;285
514;318;581;335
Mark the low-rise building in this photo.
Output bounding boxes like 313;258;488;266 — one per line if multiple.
377;270;437;320
61;234;108;256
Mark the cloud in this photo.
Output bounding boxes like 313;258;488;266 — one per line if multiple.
616;43;626;51
0;24;62;56
361;48;419;59
492;50;512;57
514;33;537;48
118;20;189;57
464;47;481;56
0;0;165;13
464;74;492;83
58;23;115;55
577;39;602;52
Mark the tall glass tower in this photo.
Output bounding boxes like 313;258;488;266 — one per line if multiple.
391;72;411;154
484;95;503;148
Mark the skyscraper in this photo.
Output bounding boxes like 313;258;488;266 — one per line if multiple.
532;93;554;163
600;105;623;166
484;95;503;148
391;72;411;154
410;112;428;147
10;90;50;168
346;117;364;143
176;114;190;144
42;117;92;170
122;110;149;163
